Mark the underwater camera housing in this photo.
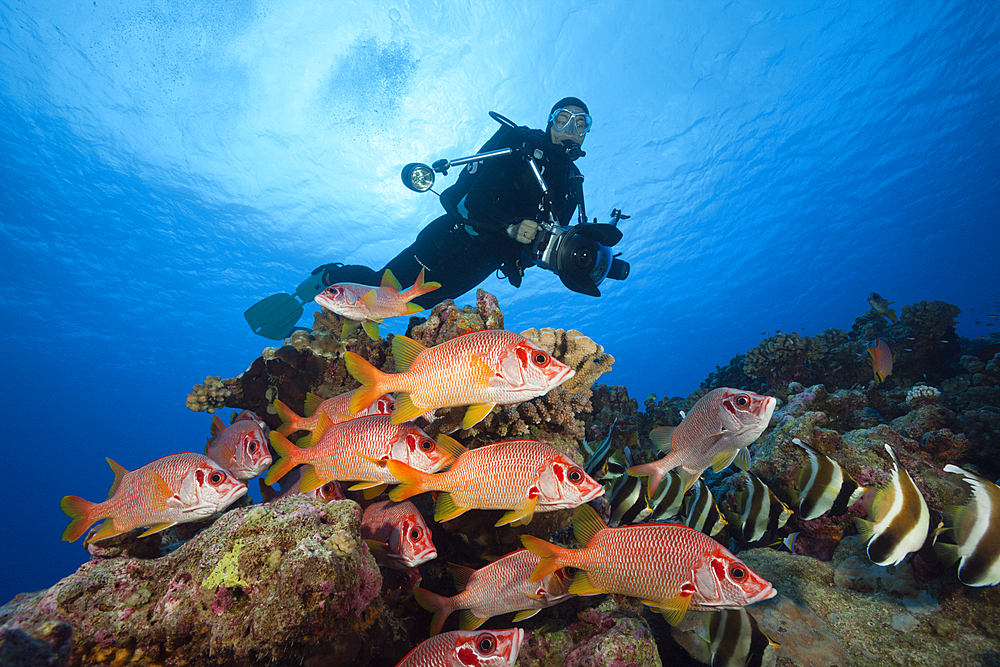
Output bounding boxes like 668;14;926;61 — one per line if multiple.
531;217;629;297
401;111;631;297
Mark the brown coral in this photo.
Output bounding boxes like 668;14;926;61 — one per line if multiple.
185;376;234;414
520;328;614;394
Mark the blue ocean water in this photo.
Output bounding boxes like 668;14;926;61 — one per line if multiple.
0;0;997;608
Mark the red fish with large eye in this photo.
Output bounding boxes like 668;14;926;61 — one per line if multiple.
395;628;523;667
388;439;604;526
345;329;575;430
204;414;272;480
361;499;437;569
266;414;466;500
627;387;776;495
521;504;775;627
273;390;396;437
61;453;247;543
258;467;347;504
315;267;440;341
413;548;575;636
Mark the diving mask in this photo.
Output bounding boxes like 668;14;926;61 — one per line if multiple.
549;108;593;136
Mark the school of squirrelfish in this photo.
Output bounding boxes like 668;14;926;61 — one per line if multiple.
59;297;1000;665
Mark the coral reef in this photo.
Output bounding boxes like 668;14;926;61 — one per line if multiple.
520;327;615;394
406;289;505;347
185;376;234;414
2;497;386;666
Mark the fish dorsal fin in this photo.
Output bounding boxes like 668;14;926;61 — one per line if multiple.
380;269;402;291
649;426;675;453
391;335;426;373
106;457;129;499
361;319;380;341
210;415;227;438
313;411;334;442
462;403;496;430
449;564;476;593
303;392;325;417
573;503;607;547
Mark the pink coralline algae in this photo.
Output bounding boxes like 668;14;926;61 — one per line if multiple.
0;496;383;666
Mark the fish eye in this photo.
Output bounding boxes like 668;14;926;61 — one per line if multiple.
735;395;750;408
322;483;334;494
730;565;747;580
248;442;258;452
419;439;434;451
532;351;550;366
209;472;225;484
568;468;583;483
476;633;496;653
410;528;421;541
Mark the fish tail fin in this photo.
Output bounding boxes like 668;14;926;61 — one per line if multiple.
520;535;565;583
403;267;442;302
386;459;429;501
272;399;302;437
412;586;453;636
60;495;99;542
887;308;897;323
345;352;388;414
627;460;668;496
265;432;301;486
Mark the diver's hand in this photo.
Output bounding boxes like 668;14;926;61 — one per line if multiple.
507;219;539;244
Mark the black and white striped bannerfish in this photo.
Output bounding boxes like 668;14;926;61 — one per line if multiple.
937;465;1000;587
790;438;865;520
582;418;618;482
608;447;686;526
854;444;930;567
731;472;793;545
698;608;780;667
678;478;727;537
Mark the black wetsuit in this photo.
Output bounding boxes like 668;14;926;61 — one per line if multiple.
323;126;584;308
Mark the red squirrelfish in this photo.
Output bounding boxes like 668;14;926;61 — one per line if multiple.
627;388;776;495
265;413;466;499
867;338;894;384
361;499;437;569
521;504;775;625
273;391;395;437
388;439;604;527
396;628;523;667
346;329;575;429
258;467;346;503
205;414;271;480
315;268;441;341
414;549;574;636
61;453;247;543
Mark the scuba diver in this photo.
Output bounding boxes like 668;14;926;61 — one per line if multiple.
245;97;630;340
